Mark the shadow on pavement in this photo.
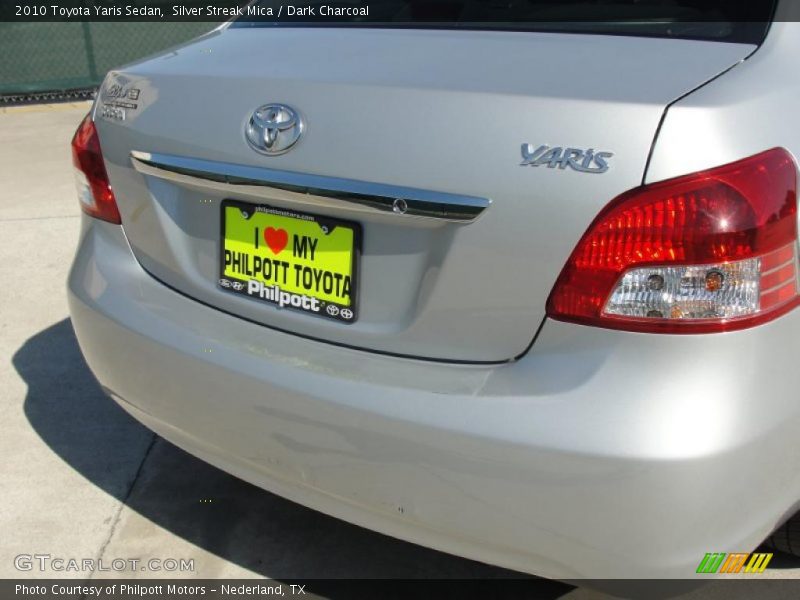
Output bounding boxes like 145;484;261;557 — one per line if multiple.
13;318;572;596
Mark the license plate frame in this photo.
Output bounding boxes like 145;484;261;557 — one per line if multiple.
219;199;361;323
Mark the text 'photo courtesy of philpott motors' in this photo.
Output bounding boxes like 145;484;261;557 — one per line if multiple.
220;201;360;323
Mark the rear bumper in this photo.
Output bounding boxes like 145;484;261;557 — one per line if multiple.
68;218;800;579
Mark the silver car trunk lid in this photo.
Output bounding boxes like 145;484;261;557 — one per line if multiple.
95;27;753;362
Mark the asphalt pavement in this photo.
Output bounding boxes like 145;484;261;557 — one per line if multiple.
1;102;799;599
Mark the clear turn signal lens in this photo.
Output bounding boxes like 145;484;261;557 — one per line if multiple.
603;244;797;324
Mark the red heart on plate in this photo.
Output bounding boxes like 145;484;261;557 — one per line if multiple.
264;227;288;255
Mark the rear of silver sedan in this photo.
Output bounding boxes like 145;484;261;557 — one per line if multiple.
68;2;800;581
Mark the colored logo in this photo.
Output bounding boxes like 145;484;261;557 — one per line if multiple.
696;552;773;574
264;227;288;255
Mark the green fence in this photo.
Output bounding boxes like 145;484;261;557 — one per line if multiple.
0;22;216;96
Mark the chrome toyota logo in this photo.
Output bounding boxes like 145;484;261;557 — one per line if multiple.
245;104;304;155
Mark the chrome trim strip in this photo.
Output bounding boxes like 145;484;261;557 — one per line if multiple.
130;151;491;223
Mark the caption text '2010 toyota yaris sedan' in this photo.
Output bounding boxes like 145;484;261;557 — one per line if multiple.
68;0;800;581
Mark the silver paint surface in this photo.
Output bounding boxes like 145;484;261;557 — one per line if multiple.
68;20;800;579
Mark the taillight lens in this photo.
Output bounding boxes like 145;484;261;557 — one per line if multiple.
71;113;121;224
547;148;799;333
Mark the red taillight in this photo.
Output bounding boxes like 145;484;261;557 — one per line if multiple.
546;148;799;333
71;113;121;224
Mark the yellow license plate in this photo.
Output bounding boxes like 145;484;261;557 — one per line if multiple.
220;201;360;322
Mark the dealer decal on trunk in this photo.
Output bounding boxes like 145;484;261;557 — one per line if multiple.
219;201;360;323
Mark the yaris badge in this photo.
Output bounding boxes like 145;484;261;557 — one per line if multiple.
521;144;613;174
